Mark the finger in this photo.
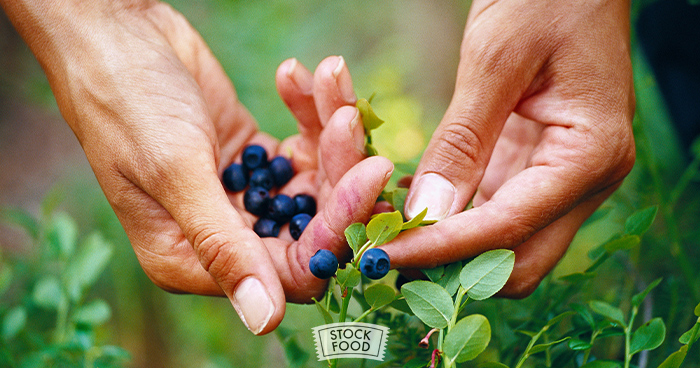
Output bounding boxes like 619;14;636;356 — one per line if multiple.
313;55;357;125
276;58;321;171
403;17;551;222
120;139;287;335
320;105;367;186
265;156;394;303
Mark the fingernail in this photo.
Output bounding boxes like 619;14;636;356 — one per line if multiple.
286;58;313;95
349;109;365;154
332;56;356;103
405;173;456;221
231;277;275;335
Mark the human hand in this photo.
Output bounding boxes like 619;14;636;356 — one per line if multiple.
1;0;392;334
382;0;636;296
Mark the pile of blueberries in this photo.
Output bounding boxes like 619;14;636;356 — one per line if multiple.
222;144;315;240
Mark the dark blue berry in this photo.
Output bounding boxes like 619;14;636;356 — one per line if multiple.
254;218;280;238
359;248;390;280
269;156;294;187
309;249;338;279
249;168;274;191
289;213;312;240
294;194;317;216
222;163;248;192
242;145;268;171
267;194;296;223
244;187;271;217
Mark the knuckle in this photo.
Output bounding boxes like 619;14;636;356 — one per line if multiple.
432;121;486;171
192;228;237;278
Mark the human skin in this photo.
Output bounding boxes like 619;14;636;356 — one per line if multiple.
382;0;636;297
0;0;391;335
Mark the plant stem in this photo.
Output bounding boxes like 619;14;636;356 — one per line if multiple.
354;240;374;267
624;306;639;368
338;287;352;323
353;308;374;323
449;287;468;333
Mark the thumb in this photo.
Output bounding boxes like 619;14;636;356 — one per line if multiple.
405;28;544;221
153;157;286;335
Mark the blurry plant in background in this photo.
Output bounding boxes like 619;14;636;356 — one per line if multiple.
1;0;700;367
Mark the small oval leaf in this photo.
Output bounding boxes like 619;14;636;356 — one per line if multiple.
401;281;454;329
443;314;491;363
630;317;665;355
460;250;515;300
364;283;396;310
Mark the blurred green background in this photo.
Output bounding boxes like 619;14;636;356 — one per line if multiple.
1;0;699;367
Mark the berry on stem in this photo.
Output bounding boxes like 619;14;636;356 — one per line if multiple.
359;248;390;280
309;249;338;279
289;213;312;240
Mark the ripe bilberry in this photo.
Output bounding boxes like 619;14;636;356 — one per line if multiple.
267;194;296;223
269;156;294;187
293;194;317;216
249;168;275;191
222;163;247;192
289;213;312;240
359;248;390;280
254;218;280;238
309;249;338;279
244;187;271;217
242;145;268;171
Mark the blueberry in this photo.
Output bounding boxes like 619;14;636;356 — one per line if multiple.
309;249;338;279
254;218;280;238
293;194;317;216
269;156;294;187
359;248;390;280
242;145;268;171
249;168;274;191
267;194;296;223
244;187;271;217
222;163;248;192
289;213;312;240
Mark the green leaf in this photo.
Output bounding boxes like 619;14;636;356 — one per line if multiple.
72;299;112;326
312;298;334;324
545;311;576;329
422;266;445;283
404;358;429;368
695;302;700;317
678;323;699;345
604;234;641;253
589;301;626;327
443;314;491;363
529;337;570;354
389;298;413;315
364;283;396;310
1;208;39;239
571;303;595;328
460;249;515;300
624;206;658;236
2;306;27;341
336;264;361;289
32;276;67;310
657;345;688;368
632;278;663;307
99;346;132;361
568;338;592;351
357;98;385;132
46;211;78;258
402;207;428;230
389;188;408;218
365;143;379;157
630;317;665;355
345;223;367;257
401;281;454;329
438;262;463;296
580;361;621;368
366;211;403;245
275;327;310;368
63;231;113;302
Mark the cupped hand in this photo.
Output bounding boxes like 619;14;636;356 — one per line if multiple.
3;0;392;334
382;0;636;296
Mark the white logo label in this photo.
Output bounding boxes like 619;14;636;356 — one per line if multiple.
312;322;389;361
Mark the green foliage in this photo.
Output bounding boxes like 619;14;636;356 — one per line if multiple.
0;204;129;368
